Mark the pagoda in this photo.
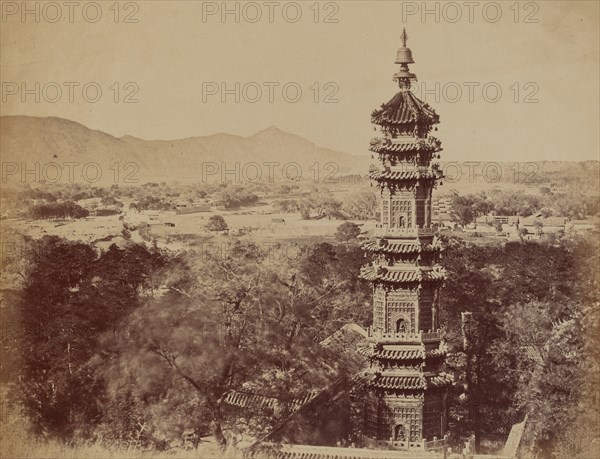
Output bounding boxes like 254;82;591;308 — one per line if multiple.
359;29;452;450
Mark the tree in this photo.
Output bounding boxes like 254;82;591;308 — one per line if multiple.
450;196;476;226
335;222;361;242
343;191;377;220
28;201;89;220
439;236;593;454
101;242;338;450
518;227;528;242
492;220;503;233
15;238;166;439
96;240;372;450
206;215;228;233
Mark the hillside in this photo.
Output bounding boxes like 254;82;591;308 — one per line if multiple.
0;116;371;185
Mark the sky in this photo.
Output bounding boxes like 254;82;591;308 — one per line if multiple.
1;0;599;162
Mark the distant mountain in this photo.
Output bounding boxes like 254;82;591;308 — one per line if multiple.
0;116;371;185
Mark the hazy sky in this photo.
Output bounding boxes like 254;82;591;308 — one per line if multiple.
1;1;599;161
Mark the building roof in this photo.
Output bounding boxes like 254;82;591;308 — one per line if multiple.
247;443;449;459
366;373;452;391
369;137;441;154
370;375;425;390
369;170;439;181
225;324;370;416
359;347;448;361
360;266;447;283
366;348;425;360
372;91;439;126
521;216;567;226
362;238;443;255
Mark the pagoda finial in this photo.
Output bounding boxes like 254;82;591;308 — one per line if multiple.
401;28;408;48
394;28;416;88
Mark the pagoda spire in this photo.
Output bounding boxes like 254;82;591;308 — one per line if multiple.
394;28;416;90
400;27;409;48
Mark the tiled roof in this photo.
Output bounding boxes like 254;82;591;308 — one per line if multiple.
425;374;454;389
369;170;438;181
362;239;442;255
359;344;448;362
369;137;441;154
226;324;369;414
371;348;425;360
368;374;453;391
370;375;426;390
360;266;447;283
372;91;439;126
225;390;319;412
247;444;441;459
225;392;278;410
425;348;447;359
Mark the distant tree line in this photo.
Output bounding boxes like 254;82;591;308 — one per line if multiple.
272;190;376;221
450;189;598;226
27;201;89;219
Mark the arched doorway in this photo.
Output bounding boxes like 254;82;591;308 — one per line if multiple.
395;318;408;333
394;424;406;441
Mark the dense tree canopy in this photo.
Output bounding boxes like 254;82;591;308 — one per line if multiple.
4;223;597;458
439;234;599;457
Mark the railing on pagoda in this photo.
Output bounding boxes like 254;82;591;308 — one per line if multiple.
373;225;435;237
367;327;442;343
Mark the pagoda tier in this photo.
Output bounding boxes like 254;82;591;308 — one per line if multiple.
372;91;439;129
362;237;443;255
368;375;453;391
360;29;450;449
359;265;446;284
369;137;442;154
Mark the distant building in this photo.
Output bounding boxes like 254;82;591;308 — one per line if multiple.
567;216;599;233
175;205;210;215
476;215;519;226
520;213;567;235
432;193;456;218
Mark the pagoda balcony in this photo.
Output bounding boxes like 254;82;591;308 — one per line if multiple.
367;327;442;343
373;225;435;237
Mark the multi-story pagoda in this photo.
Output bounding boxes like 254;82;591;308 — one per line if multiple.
359;29;452;450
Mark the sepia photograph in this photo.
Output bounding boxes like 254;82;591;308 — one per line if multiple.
0;1;599;458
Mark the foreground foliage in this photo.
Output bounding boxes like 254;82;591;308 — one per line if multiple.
2;231;598;458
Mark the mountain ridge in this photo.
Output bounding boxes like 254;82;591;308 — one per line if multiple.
0;116;370;185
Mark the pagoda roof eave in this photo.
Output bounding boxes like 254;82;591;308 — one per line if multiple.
369;137;442;154
372;90;439;126
362;240;443;254
359;265;447;283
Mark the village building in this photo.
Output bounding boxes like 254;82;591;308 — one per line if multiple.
520;213;567;235
567;216;599;233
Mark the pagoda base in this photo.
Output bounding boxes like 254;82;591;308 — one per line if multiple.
363;389;448;446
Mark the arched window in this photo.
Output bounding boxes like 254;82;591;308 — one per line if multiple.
399;216;405;227
396;318;408;333
394;424;406;441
